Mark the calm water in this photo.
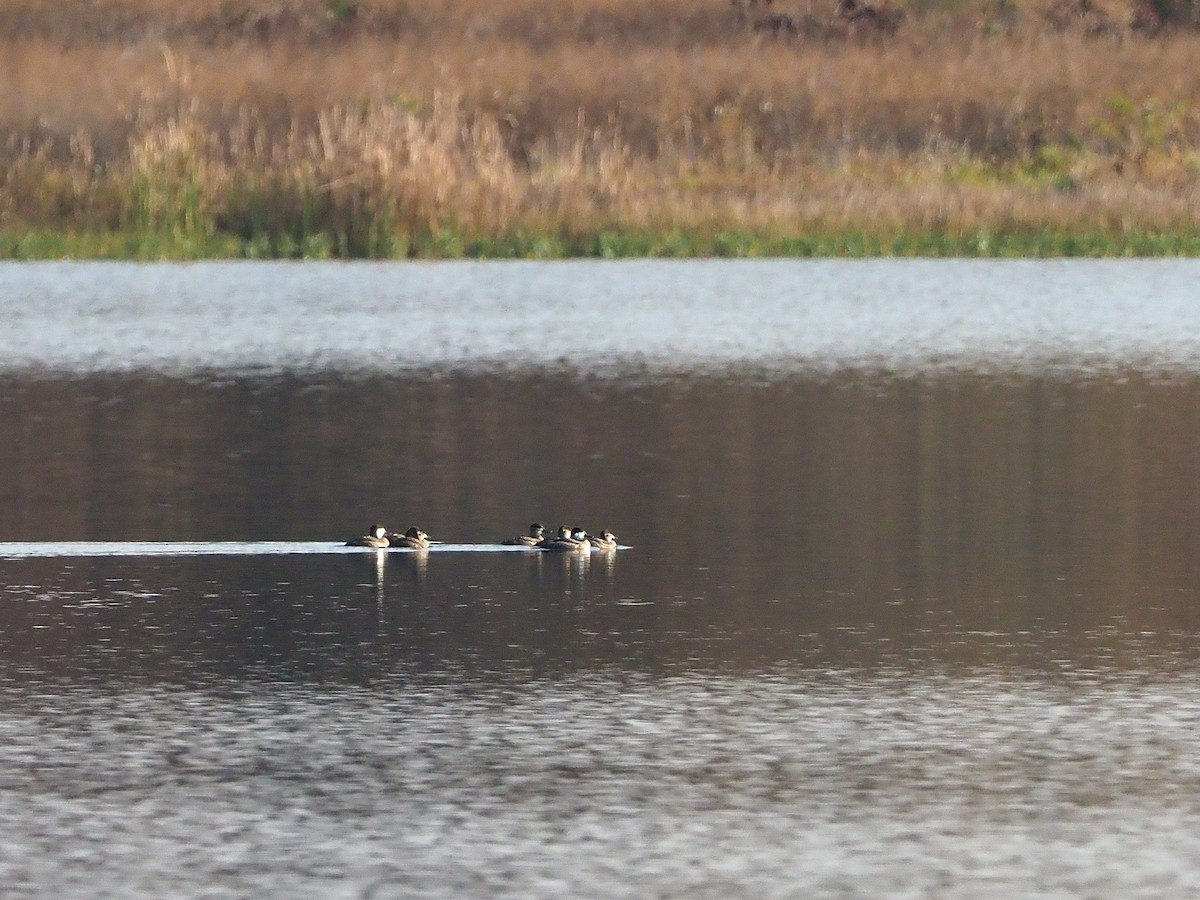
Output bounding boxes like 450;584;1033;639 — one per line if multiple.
4;260;1200;897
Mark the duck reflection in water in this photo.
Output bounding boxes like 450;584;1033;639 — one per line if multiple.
362;543;429;602
370;547;388;604
553;542;591;585
393;546;429;582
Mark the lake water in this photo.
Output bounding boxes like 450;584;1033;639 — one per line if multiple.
3;260;1200;897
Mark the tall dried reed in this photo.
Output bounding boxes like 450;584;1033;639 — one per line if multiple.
2;0;1200;255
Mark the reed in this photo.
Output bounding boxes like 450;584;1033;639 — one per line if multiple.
3;0;1200;256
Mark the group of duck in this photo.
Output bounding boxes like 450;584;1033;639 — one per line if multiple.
502;523;619;552
346;525;432;549
345;523;619;552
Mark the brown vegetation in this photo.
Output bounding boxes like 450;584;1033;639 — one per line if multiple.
2;0;1200;255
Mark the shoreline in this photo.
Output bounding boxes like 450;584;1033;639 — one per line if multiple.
5;227;1200;260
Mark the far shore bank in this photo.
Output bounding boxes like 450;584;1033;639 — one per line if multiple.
5;0;1200;258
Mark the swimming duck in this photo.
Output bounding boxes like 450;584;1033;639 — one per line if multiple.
588;529;618;551
388;526;430;549
539;525;589;552
346;524;389;548
502;523;546;546
570;527;591;552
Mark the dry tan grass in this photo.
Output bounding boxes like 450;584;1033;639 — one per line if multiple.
2;0;1200;252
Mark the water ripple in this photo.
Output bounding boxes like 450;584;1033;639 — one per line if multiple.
3;260;1200;377
1;672;1198;897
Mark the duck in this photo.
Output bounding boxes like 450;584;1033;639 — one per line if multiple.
388;526;430;549
502;523;546;546
588;529;618;551
570;527;591;552
346;524;389;548
539;525;590;552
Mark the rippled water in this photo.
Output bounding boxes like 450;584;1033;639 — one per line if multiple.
4;674;1200;898
2;258;1200;376
4;260;1200;897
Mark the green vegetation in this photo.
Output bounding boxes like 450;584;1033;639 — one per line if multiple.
7;225;1200;260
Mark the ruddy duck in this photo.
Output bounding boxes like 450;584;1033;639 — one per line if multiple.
570;527;591;551
588;529;618;551
502;523;546;546
540;525;588;552
346;524;389;548
389;526;430;549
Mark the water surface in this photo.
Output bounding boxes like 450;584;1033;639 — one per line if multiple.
3;260;1200;897
3;259;1200;376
